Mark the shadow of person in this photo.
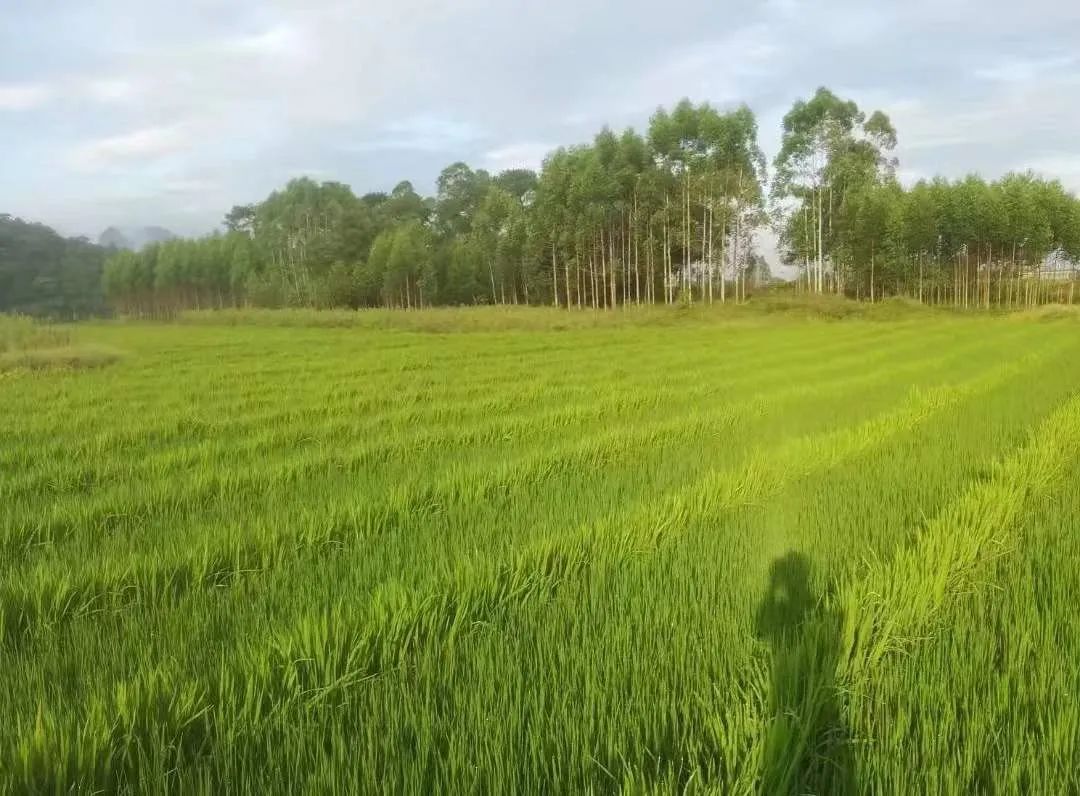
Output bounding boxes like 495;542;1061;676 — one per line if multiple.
755;552;857;795
755;553;815;643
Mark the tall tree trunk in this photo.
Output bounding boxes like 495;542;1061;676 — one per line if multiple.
664;197;672;305
802;205;811;294
870;243;875;303
609;224;617;308
719;211;727;304
646;233;653;304
997;250;1004;307
576;254;583;309
735;199;743;303
827;182;834;294
566;256;573;310
598;235;604;309
590;250;597;309
1011;243;1018;309
700;200;708;301
634;194;641;305
812;183;820;295
551;243;559;308
684;170;692;304
707;203;714;304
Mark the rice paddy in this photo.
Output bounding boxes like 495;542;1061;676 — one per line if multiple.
2;308;1080;793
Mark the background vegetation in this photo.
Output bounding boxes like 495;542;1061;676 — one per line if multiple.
0;315;121;372
96;87;1080;316
0;215;109;319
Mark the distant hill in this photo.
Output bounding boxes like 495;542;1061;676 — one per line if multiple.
0;214;109;318
98;225;177;251
98;226;129;249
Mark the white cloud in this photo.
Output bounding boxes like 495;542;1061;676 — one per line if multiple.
605;24;781;117
896;166;931;187
347;115;486;154
6;0;1080;238
1022;155;1080;192
763;0;800;19
974;55;1077;84
894;77;1080;153
287;167;331;179
162;177;220;195
68;125;192;172
220;23;306;58
82;78;141;104
482;142;554;173
0;83;53;111
2;77;142;109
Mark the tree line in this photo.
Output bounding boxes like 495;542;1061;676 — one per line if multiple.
773;90;1080;307
101;88;1080;315
0;215;109;318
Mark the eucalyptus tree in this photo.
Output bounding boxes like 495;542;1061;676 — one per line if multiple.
228;233;261;300
95;91;1080;315
493;169;539;205
379;181;433;228
382;220;433;308
469;186;528;304
533;147;575;307
648;100;766;304
223;204;257;236
434;163;491;239
844;181;902;301
359;230;394;307
612;129;651;303
102;249;141;315
648;100;703;302
773;88;897;294
566;144;608;308
252;178;364;304
535;144;607;308
710;105;766;303
445;236;484;304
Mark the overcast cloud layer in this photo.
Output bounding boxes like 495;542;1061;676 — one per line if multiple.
2;0;1079;241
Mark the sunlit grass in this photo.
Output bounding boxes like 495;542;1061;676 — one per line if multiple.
0;314;122;372
1;310;1078;793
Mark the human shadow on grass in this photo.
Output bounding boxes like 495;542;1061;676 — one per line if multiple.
754;552;857;795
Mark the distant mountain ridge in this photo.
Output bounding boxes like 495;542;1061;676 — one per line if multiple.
98;225;177;251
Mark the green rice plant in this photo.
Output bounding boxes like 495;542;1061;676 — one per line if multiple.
2;321;1040;652
0;344;123;372
0;314;70;352
0;314;123;371
1;310;1079;793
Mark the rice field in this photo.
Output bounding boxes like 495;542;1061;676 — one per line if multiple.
2;309;1080;793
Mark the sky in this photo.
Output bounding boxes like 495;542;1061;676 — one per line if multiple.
2;0;1080;251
